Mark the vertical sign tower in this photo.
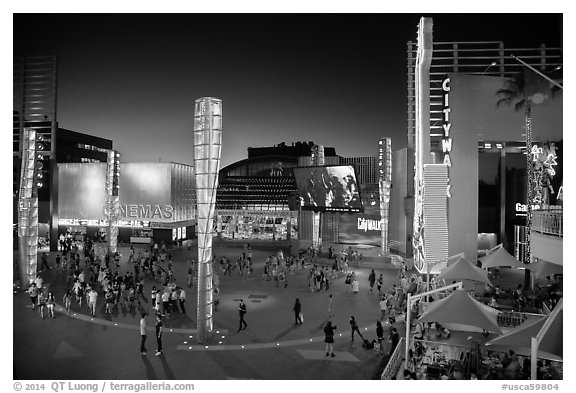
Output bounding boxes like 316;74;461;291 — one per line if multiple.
17;127;39;287
378;137;392;257
193;97;222;342
413;17;433;270
105;150;121;254
311;144;324;250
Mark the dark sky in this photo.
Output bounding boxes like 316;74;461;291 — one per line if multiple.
13;14;562;168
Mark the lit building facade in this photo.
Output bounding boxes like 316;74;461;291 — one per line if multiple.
403;17;563;271
57;162;195;245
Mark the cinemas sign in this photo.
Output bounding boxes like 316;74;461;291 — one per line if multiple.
117;204;174;220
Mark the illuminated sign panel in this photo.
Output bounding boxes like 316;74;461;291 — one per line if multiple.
442;77;453;198
338;213;381;245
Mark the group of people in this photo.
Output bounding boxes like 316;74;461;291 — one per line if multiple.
322;316;400;358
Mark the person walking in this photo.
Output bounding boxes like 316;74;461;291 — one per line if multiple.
46;292;56;318
293;298;302;325
377;273;384;295
237;299;248;332
63;290;72;315
328;294;334;318
38;291;47;319
369;269;376;291
349;316;364;342
140;312;148;355
155;314;163;356
324;321;337;357
27;283;39;310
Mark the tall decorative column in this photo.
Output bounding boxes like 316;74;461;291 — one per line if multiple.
18;127;39;287
413;17;433;270
311;144;324;250
378;138;392;257
193;97;222;342
105;150;121;254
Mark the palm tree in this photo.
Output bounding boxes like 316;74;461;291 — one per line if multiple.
496;74;533;289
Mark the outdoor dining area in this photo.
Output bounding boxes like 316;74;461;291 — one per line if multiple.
385;245;563;380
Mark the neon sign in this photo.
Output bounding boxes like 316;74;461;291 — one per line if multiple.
442;77;452;198
357;218;381;232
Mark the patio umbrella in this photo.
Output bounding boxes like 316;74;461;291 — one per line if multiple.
485;310;563;360
479;246;524;269
436;257;491;285
526;260;563;279
416;289;502;334
486;299;563;378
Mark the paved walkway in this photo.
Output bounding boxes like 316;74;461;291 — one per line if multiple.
13;243;400;379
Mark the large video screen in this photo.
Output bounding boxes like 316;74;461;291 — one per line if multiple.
293;165;363;213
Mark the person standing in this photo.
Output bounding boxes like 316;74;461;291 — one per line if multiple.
293;298;302;325
379;295;387;320
161;289;170;315
369;269;376;292
388;327;400;356
178;287;186;314
377;274;384;295
140;312;148;355
88;288;98;317
376;320;384;354
237;299;248;332
155;314;163;356
349;316;364;342
323;321;337;357
351;278;359;294
187;263;194;288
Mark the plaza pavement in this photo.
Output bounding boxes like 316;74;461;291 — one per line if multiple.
13;241;403;380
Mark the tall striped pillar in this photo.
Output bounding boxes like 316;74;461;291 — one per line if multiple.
18;127;39;287
193;97;222;342
311;145;324;250
378;137;392;257
105;150;120;254
422;164;449;273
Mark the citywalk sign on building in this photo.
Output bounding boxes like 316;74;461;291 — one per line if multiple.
442;77;453;198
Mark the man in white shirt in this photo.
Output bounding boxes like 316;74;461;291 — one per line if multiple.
379;296;387;320
34;275;44;290
178;288;186;314
140;312;148;356
162;290;171;315
88;289;98;317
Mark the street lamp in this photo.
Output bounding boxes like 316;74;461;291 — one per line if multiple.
482;61;498;75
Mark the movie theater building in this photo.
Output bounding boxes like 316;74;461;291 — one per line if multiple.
57;162;196;245
401;17;563;271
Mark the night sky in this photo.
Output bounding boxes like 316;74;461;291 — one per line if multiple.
13;14;562;169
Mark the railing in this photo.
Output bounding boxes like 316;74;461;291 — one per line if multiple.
532;209;563;237
381;338;406;380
